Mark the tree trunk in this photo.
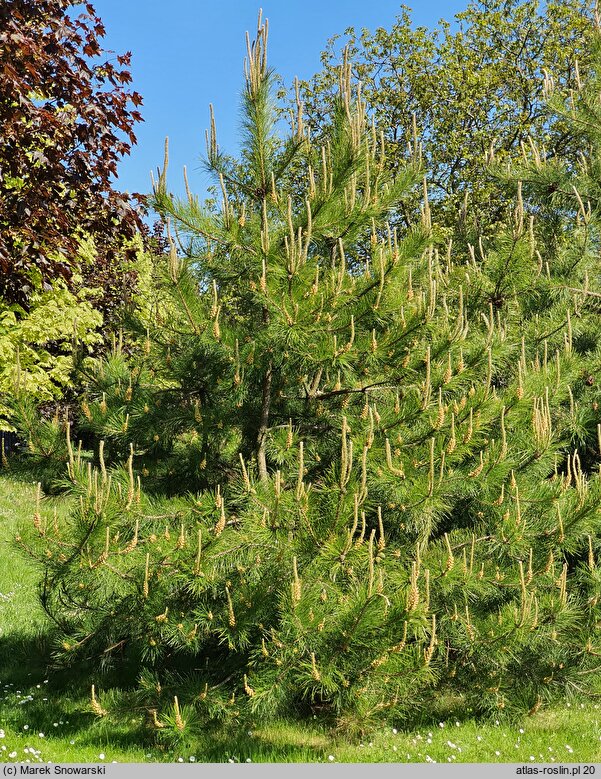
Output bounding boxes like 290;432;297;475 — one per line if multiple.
256;360;273;482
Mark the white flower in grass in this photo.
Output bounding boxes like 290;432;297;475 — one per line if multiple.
328;755;335;762
177;757;183;763
189;757;196;763
530;756;536;761
246;759;252;763
392;728;397;735
23;725;29;730
9;751;17;758
519;728;525;734
98;754;105;760
38;733;44;738
495;750;500;756
565;746;573;753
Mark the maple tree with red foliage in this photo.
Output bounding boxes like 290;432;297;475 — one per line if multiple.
0;0;144;315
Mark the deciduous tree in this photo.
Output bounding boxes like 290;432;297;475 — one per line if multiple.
300;0;593;241
0;0;143;308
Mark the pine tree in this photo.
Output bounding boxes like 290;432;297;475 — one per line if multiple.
16;16;601;734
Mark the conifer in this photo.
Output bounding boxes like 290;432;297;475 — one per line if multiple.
17;16;601;733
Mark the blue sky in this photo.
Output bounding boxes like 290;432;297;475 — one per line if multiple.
91;0;468;202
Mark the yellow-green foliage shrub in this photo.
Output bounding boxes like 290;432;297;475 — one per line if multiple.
0;282;102;430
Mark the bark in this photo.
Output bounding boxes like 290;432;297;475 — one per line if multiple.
256;360;273;482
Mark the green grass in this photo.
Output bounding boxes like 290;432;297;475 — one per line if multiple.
0;476;51;639
1;472;601;764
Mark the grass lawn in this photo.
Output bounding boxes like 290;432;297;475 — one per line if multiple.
1;472;601;764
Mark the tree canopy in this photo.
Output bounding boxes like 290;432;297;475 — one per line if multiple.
300;0;593;240
0;0;143;308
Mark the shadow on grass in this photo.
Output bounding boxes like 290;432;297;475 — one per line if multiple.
0;634;332;761
0;630;158;753
0;629;475;762
0;632;330;761
0;631;53;686
145;718;332;763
